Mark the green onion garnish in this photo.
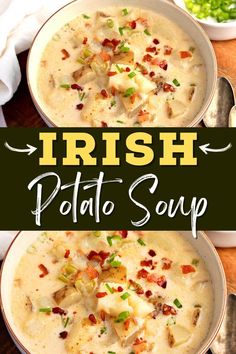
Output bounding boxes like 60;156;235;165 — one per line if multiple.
119;45;130;53
123;87;136;97
82;14;90;19
173;79;180;87
105;283;114;294
189;46;195;53
111;100;117;107
137;238;146;246
121;292;130;300
62;316;70;328
192;258;200;266
100;326;107;335
122;8;129;16
39;307;51;313
108;352;116;354
117;120;124;124
58;274;69;283
115;311;130;323
173;298;183;309
144;28;151;36
119;27;124;35
60;84;70;89
110;260;122;268
107;235;122;246
107;19;114;28
77;57;86;64
108;252;117;263
79;92;86;101
128;71;136;79
115;64;123;73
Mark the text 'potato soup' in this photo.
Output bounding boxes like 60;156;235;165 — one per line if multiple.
38;7;206;127
12;231;213;353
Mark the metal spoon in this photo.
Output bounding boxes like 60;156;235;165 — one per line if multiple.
203;77;235;127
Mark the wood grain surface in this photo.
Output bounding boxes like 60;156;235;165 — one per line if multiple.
1;40;236;352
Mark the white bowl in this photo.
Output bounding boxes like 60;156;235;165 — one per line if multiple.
206;231;236;247
0;230;227;354
173;0;236;40
27;0;217;127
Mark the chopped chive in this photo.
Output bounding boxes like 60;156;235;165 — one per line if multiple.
173;79;180;87
122;8;129;16
108;252;117;263
192;258;200;266
119;27;124;35
111;100;116;107
115;311;130;323
115;64;123;73
137;238;146;246
105;283;114;294
39;307;51;313
82;14;90;19
60;84;70;89
108;352;116;354
173;298;183;309
121;292;130;300
110;260;122;268
79;92;86;101
100;326;107;335
123;87;136;97
107;19;114;28
119;45;130;53
128;71;136;79
62;317;70;328
83;48;92;58
77;57;85;64
107;235;122;246
144;28;151;36
58;274;69;283
117;120;124;124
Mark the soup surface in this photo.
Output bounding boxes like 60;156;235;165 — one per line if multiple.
38;7;206;127
12;231;213;353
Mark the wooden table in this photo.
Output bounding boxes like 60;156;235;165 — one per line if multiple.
1;41;236;352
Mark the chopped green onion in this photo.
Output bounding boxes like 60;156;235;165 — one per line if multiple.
107;19;114;28
122;8;129;16
83;48;92;58
92;231;101;237
79;92;86;101
108;352;116;354
63;263;77;275
100;326;107;335
128;71;136;79
189;46;195;53
60;84;70;89
123;87;136;97
77;57;86;64
82;14;90;19
117;120;124;124
62;317;70;328
173;298;183;309
58;274;69;283
137;238;146;246
166;316;176;326
108;252;117;263
121;292;130;300
115;311;130;323
119;27;124;35
115;64;123;73
144;28;151;36
39;307;51;313
119;45;130;53
192;258;200;266
173;79;180;87
107;235;122;246
111;100;117;107
110;260;122;268
105;283;114;294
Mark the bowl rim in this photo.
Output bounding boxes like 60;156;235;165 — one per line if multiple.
173;0;236;28
26;0;217;128
0;230;227;354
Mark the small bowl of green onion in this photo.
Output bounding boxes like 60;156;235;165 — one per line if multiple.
173;0;236;40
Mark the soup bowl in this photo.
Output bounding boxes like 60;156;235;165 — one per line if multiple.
0;230;227;354
27;0;217;127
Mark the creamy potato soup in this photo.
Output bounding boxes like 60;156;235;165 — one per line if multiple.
12;231;213;354
38;8;206;127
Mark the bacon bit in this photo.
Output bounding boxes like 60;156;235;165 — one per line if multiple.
149;71;155;78
59;331;68;339
52;307;66;316
38;264;49;278
136;62;148;75
124;318;131;330
126;67;131;72
76;103;84;110
162;304;177;316
86;265;99;279
64;250;70;259
101;121;108;127
163;83;176;92
117;286;124;292
153;38;160;45
133;337;147;345
158;60;168;70
100;310;106;321
111;86;116;96
148;249;156;257
140;259;153;267
102;38;121;50
83;37;88;45
99;51;111;61
88;313;97;324
151;57;159;66
138;110;150;123
181;265;196;274
96;292;108;298
128;20;137;29
146;46;156;53
133;338;147;353
143;54;153;62
87;250;110;266
101;89;109;98
119;230;128;238
129;279;144;295
164;45;173;55
162;257;173;270
130;93;138;104
145;290;152;298
61;49;70;60
180;50;192;59
107;71;117;77
136;17;148;26
137;268;149;279
71;83;83;91
147;274;167;288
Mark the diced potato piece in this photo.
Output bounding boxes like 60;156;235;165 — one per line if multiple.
128;293;154;318
53;286;81;308
119;94;144;113
135;74;156;94
99;265;127;283
80;93;111;125
72;66;96;84
112;318;144;347
192;307;201;326
51;242;67;260
112;51;135;65
167;325;191;347
97;292;133;317
166;100;186;118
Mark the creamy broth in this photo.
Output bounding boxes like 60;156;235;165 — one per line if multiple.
12;231;213;354
38;7;206;127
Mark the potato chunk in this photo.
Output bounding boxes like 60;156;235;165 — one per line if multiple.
167;325;191;347
128;293;154;318
112;51;134;65
97;291;133;317
112;318;144;347
99;265;127;283
53;286;81;308
72;66;96;84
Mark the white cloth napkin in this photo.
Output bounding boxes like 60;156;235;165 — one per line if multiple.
0;231;17;260
0;0;71;126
